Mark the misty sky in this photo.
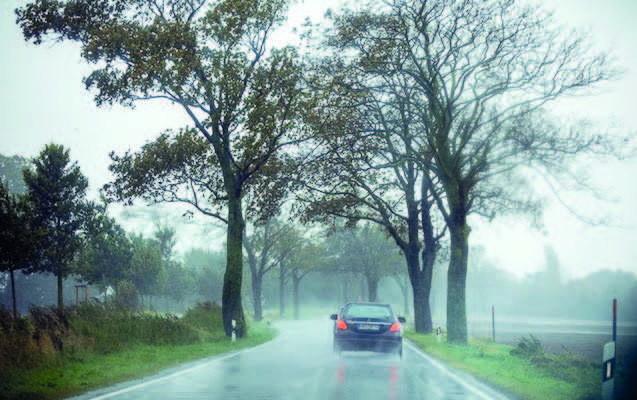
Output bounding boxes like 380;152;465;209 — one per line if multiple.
1;0;636;281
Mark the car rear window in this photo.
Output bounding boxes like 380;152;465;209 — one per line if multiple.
344;304;393;321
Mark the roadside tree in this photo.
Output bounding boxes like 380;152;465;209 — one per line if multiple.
127;234;166;310
330;225;400;302
285;239;326;320
244;218;299;321
0;154;31;193
23;144;89;310
0;181;41;317
301;25;447;333
75;202;133;293
313;0;633;343
17;0;308;338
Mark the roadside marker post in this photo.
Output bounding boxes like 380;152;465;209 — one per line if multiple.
602;298;618;400
602;341;616;400
612;298;617;342
231;319;237;344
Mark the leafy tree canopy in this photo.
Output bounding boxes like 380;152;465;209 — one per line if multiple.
23;143;89;309
0;154;31;194
16;0;309;337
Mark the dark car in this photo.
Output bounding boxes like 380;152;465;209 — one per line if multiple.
330;302;406;358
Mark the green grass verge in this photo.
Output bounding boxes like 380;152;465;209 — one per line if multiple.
1;314;276;400
405;331;600;400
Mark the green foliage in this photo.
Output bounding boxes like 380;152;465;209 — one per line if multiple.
126;234;165;300
29;306;71;352
309;0;632;343
113;279;139;310
16;0;309;339
0;181;43;316
75;202;133;289
0;154;30;194
70;303;200;354
0;301;268;400
510;334;544;359
153;223;178;265
325;224;402;302
0;304;40;371
23;144;90;309
181;301;224;339
183;248;225;302
406;331;600;400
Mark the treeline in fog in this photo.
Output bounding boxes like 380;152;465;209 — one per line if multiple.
459;245;637;322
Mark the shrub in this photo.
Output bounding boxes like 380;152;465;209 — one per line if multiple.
0;305;60;372
0;305;13;333
510;334;543;358
182;302;225;339
69;303;202;354
113;280;138;310
29;306;70;352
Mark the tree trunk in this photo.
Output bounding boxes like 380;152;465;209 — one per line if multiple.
251;272;263;321
359;274;366;301
447;222;470;344
412;278;433;333
222;196;246;338
279;261;285;319
57;273;63;310
10;269;17;318
292;269;300;320
405;243;433;333
367;276;379;302
401;276;410;317
341;277;348;303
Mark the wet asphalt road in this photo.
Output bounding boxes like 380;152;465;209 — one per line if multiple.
71;320;510;400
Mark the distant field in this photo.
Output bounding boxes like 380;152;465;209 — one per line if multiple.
461;317;637;399
463;317;637;366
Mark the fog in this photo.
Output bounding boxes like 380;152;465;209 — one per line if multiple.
3;219;634;327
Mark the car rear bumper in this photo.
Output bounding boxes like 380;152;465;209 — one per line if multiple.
334;335;402;353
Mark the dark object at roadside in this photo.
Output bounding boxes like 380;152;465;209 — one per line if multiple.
510;334;544;358
330;302;406;358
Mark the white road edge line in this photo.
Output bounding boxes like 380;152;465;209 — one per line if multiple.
88;335;286;400
404;340;511;400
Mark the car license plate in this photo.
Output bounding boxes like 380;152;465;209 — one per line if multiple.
358;323;380;331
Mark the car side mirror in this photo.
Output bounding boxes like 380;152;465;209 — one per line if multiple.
398;316;406;323
330;314;338;320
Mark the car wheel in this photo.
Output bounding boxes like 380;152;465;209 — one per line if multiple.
333;340;341;354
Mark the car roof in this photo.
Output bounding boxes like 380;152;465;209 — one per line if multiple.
342;302;394;309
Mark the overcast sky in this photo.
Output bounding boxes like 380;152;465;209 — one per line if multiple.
1;0;636;281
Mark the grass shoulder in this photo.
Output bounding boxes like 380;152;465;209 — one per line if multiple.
0;302;276;400
405;330;599;400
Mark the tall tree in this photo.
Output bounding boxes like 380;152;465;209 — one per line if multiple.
17;0;308;338
0;181;41;317
23;144;89;309
75;202;133;292
0;154;31;193
314;0;632;343
153;224;178;267
301;20;447;332
127;234;165;310
271;223;303;319
184;248;225;303
329;225;399;302
243;218;298;321
285;239;325;320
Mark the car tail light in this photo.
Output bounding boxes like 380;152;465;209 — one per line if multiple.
389;322;401;332
337;320;348;330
